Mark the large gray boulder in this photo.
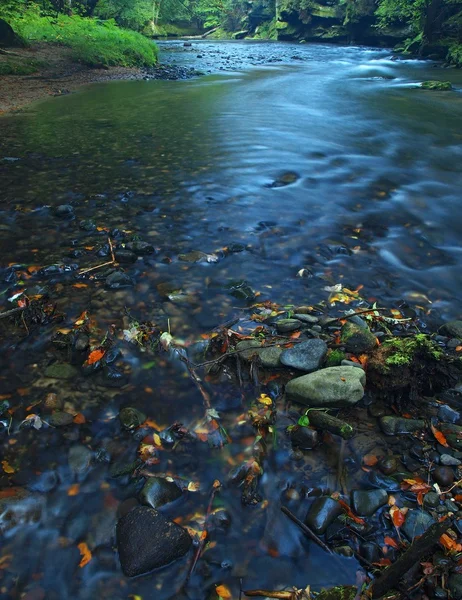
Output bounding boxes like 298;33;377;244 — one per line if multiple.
285;366;366;407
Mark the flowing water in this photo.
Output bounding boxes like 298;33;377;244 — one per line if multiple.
1;40;462;599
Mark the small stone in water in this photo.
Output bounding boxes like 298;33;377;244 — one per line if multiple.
432;465;454;487
54;204;74;218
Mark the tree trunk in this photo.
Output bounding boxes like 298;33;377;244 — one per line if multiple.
0;18;24;48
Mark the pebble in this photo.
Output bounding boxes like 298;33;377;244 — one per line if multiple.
378;456;399;475
438;404;461;424
68;445;92;474
258;346;283;368
275;319;303;333
280;339;328;372
305;496;342;534
54;204;74;218
432;465;454;486
341;321;377;353
423;491;440;509
105;271;134;289
293;314;319;324
139;477;183;509
441;320;462;339
402;510;435;540
351;489;388;516
43;393;63;410
379;416;425;435
440;453;461;466
44;363;78;380
48;411;75;427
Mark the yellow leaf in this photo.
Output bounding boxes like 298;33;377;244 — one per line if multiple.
77;542;92;567
187;481;200;492
258;394;272;406
216;584;232;599
1;460;15;474
153;433;162;447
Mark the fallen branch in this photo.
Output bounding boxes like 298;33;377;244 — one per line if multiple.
370;517;454;599
281;506;333;554
244;591;294;599
308;410;355;440
0;306;25;320
79;237;117;275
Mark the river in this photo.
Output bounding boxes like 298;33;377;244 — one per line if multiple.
0;40;462;599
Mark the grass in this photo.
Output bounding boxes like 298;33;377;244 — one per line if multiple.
0;59;40;75
9;8;157;68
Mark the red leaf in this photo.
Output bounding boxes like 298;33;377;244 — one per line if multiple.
338;499;366;525
384;536;399;549
86;348;105;366
431;424;449;447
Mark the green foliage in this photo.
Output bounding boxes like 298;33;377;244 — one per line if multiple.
384;334;443;368
421;79;453;89
95;0;153;31
0;58;40;74
10;7;157;67
447;41;462;64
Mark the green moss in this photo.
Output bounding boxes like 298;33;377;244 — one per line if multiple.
326;348;345;367
384;334;443;368
315;586;357;600
421;80;453;91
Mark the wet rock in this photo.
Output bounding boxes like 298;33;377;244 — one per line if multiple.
441;321;462;339
440;454;461;466
275;319;303;333
378;456;399;475
438;404;461;424
341;321;377;353
421;80;452;91
226;280;255;301
106;271;134;289
290;426;319;450
74;332;90;352
178;250;217;263
125;241;155;255
54;204;74;218
258;346;283;368
293;314;319;324
379;416;425;435
116;506;192;577
44;363;78;380
115;249;137;264
351;489;388;516
448;574;462;600
341;359;364;369
43;393;63;411
26;470;58;493
368;472;400;491
268;171;300;188
119;407;146;430
235;340;262;361
423;491;440;509
285;366;366;408
402;510;435;540
359;542;381;564
280;339;328;372
139;477;183;509
305;496;342;535
432;465;454;487
48;411;75;427
68;445;92;475
79;219;96;231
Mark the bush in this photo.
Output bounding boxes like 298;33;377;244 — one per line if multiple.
10;7;157;67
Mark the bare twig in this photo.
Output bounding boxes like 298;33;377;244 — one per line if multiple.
281;506;333;554
244;590;294;599
79;260;115;275
108;236;116;263
0;306;25;320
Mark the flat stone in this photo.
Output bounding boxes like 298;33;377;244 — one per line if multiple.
48;411;75;427
438;404;461;424
285;366;366;408
139;477;183;509
280;339;328;372
54;204;74;218
305;496;342;535
258;346;283;368
116;506;192;577
235;340;262;361
402;510;435;541
68;445;92;474
440;454;461;466
441;320;462;339
115;249;137;264
293;314;319;324
423;491;440;509
44;363;78;380
105;271;134;289
341;321;377;353
351;489;388;516
379;416;425;436
275;319;303;333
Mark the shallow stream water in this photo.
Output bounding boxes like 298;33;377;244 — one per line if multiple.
1;40;462;600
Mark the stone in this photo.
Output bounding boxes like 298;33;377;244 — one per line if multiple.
106;271;134;289
44;363;78;380
48;411;74;427
115;249;137;264
423;491;440;509
351;489;388;516
125;241;155;255
432;466;454;487
43;393;63;411
0;18;24;47
341;321;377;353
341;359;364;369
139;477;183;509
235;340;262;361
305;496;342;535
402;510;435;541
269;171;300;188
448;574;462;600
54;204;74;218
293;314;319;324
79;219;96;231
379;416;425;435
378;456;399;475
258;346;283;368
440;454;461;466
280;339;328;372
116;506;192;577
421;80;453;91
368;472;400;491
119;407;146;430
438;404;460;424
68;445;92;474
290;426;319;450
285;366;366;408
275;319;303;333
441;320;462;339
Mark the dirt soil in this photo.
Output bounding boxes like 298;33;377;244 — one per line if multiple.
0;43;144;114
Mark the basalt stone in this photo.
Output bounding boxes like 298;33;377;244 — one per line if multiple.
275;319;303;333
351;489;388;517
341;321;377;353
285;366;365;408
379;416;425;436
367;472;400;492
48;411;75;427
293;314;319;324
235;340;262;361
125;241;155;255
106;271;134;289
68;445;92;475
139;477;183;509
119;407;146;430
115;249;137;264
440;454;461;466
54;204;74;218
423;491;440;509
116;506;192;577
432;466;454;487
402;510;435;540
305;496;342;535
280;339;328;372
378;456;399;475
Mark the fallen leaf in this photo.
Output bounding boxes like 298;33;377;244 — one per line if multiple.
73;413;86;424
68;484;80;496
440;533;462;553
390;505;407;528
216;584;232;599
338;499;366;525
431;424;449;447
1;460;15;474
187;481;200;492
86;348;105;365
73;283;88;289
258;393;272;406
363;454;378;467
384;536;399;549
77;542;92;567
372;558;392;567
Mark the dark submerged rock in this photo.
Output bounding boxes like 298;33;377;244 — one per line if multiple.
280;339;328;372
105;271;134;289
44;363;78;380
116;506;192;577
119;407;146;430
402;509;435;540
54;204;74;218
305;496;342;535
139;477;183;509
341;321;377;353
351;489;388;516
290;425;319;450
379;416;425;435
275;318;303;333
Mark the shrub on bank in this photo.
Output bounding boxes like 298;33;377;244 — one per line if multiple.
9;8;157;68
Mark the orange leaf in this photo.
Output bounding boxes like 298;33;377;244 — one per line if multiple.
431;424;449;447
216;584;232;599
363;454;378;467
440;534;462;553
73;283;88;289
68;484;80;496
384;536;399;549
372;558;392;567
290;331;301;339
390;506;406;528
86;349;105;366
338;499;366;525
73;413;86;424
77;542;92;567
1;460;15;474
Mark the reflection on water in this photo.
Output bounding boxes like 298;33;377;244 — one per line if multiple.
1;40;462;599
